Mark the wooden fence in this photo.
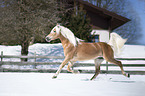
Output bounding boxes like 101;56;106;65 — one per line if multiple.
0;51;145;75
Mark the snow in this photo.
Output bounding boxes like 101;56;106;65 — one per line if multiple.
121;45;145;57
0;43;145;96
0;73;145;96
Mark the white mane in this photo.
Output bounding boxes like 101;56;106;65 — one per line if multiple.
59;25;82;46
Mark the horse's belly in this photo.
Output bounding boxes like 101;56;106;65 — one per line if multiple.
71;56;97;61
71;52;101;61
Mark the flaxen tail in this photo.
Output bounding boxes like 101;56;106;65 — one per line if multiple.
108;33;127;56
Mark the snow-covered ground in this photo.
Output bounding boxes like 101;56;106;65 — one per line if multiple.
0;73;145;96
0;44;145;96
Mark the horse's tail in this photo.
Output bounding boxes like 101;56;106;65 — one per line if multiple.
108;32;127;56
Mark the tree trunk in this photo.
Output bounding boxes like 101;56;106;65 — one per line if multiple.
21;41;29;62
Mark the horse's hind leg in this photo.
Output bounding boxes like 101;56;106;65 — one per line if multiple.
103;53;130;77
101;43;130;78
90;58;104;80
67;61;74;73
67;61;80;74
109;59;130;77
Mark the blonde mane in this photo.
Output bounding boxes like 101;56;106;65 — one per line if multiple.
59;25;82;46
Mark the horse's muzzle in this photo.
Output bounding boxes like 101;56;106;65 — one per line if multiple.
45;36;51;42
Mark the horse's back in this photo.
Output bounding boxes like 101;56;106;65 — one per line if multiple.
74;42;103;61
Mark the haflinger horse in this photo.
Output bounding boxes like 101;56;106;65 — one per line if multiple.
46;24;130;80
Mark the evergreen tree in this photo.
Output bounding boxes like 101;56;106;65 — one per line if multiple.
60;2;92;42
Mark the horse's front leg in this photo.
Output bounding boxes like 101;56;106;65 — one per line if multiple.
52;58;70;79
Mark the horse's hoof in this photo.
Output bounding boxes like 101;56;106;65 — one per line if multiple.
73;70;80;74
127;73;130;78
52;75;57;79
90;77;95;81
90;78;93;81
124;73;130;78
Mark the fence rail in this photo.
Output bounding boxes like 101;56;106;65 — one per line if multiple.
0;51;145;75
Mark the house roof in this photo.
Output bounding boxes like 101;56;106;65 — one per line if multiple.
78;0;130;30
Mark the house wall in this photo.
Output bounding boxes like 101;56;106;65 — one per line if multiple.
91;30;110;43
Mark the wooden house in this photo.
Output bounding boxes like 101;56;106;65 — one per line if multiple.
59;0;130;42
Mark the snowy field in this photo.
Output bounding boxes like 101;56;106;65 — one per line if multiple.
0;73;145;96
0;43;145;96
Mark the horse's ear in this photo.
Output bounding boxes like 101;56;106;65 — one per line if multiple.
57;23;60;28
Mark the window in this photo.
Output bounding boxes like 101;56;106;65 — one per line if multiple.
92;35;99;42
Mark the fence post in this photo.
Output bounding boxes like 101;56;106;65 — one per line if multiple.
0;51;3;70
34;52;37;69
0;51;3;63
106;61;108;74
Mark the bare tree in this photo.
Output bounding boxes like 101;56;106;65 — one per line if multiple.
111;0;141;44
0;0;60;61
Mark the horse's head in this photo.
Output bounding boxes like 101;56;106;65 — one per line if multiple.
46;24;61;42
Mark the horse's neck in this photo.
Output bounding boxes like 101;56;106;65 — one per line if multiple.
59;34;75;55
59;34;71;47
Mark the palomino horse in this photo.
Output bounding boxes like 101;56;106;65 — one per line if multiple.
46;24;130;80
